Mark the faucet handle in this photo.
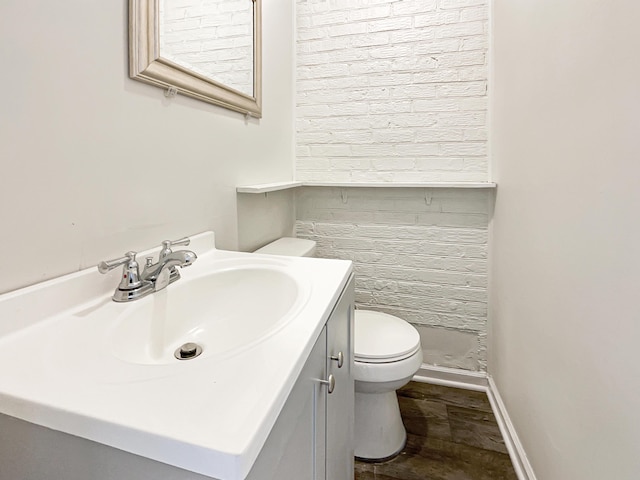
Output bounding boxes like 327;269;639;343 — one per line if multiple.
98;251;143;290
159;237;191;259
98;251;137;274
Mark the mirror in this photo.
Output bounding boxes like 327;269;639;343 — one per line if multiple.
129;0;262;117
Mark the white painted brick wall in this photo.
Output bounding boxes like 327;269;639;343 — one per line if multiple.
294;0;492;370
296;187;490;371
295;0;489;182
160;0;253;96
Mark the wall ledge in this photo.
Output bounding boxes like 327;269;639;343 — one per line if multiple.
237;181;497;193
236;181;303;193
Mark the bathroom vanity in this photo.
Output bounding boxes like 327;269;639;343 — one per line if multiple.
0;232;354;480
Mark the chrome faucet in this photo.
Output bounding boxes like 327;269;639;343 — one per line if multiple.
98;237;197;302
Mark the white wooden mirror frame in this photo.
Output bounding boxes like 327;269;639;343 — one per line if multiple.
129;0;262;117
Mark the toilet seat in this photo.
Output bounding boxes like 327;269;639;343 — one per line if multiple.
354;310;421;364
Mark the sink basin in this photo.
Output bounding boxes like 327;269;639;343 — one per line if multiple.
108;265;309;365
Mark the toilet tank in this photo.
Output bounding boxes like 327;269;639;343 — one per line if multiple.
254;237;317;257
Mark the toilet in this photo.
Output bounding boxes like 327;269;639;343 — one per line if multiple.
255;237;423;461
352;310;422;459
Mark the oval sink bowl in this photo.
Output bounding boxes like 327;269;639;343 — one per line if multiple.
108;266;308;365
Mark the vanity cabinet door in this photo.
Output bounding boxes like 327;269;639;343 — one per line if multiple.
326;275;355;480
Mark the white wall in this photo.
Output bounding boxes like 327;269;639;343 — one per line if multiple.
490;0;640;478
296;0;489;182
0;0;295;294
237;190;295;252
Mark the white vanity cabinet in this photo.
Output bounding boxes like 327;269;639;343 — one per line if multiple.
0;274;355;480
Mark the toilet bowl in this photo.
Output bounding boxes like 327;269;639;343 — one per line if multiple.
353;309;422;460
254;237;423;460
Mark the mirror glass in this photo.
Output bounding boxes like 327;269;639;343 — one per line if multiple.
159;0;254;97
129;0;261;117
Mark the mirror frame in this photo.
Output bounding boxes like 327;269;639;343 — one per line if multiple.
129;0;262;117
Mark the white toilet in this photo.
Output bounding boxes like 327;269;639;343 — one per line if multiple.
254;237;423;460
352;310;422;459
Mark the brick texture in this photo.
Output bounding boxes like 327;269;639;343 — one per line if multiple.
295;0;489;182
296;187;489;371
160;0;254;96
294;0;490;371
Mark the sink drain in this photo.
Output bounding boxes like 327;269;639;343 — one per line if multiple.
174;342;203;360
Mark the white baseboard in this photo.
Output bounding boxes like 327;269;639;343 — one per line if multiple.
411;364;536;480
486;377;537;480
413;364;489;391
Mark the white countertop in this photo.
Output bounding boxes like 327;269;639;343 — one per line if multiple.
0;232;353;480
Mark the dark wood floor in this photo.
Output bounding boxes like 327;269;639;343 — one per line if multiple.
355;381;518;480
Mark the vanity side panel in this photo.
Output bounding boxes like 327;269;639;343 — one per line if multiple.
326;274;355;480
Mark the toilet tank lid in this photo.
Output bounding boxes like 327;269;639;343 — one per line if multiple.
254;237;317;257
354;310;421;363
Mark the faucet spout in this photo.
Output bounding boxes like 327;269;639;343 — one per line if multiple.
141;250;197;283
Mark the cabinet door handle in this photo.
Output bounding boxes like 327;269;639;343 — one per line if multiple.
330;351;344;368
319;374;335;394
